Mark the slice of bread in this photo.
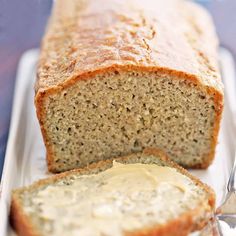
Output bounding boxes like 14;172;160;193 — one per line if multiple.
35;0;224;173
11;149;215;236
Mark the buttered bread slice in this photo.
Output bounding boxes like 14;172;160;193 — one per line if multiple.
11;149;215;236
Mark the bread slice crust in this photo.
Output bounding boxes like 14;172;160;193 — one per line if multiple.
11;148;215;236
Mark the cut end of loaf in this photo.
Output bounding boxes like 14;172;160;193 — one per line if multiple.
36;70;220;172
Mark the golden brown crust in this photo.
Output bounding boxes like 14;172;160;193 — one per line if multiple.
34;91;55;172
11;148;215;236
10;197;41;236
35;0;224;171
36;0;222;93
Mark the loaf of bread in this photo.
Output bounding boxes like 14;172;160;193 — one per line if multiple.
35;0;223;172
11;148;215;236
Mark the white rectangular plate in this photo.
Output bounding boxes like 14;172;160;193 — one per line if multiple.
0;48;235;236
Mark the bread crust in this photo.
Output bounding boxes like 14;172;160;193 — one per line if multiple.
35;0;222;92
35;0;224;171
11;148;215;236
11;197;42;236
